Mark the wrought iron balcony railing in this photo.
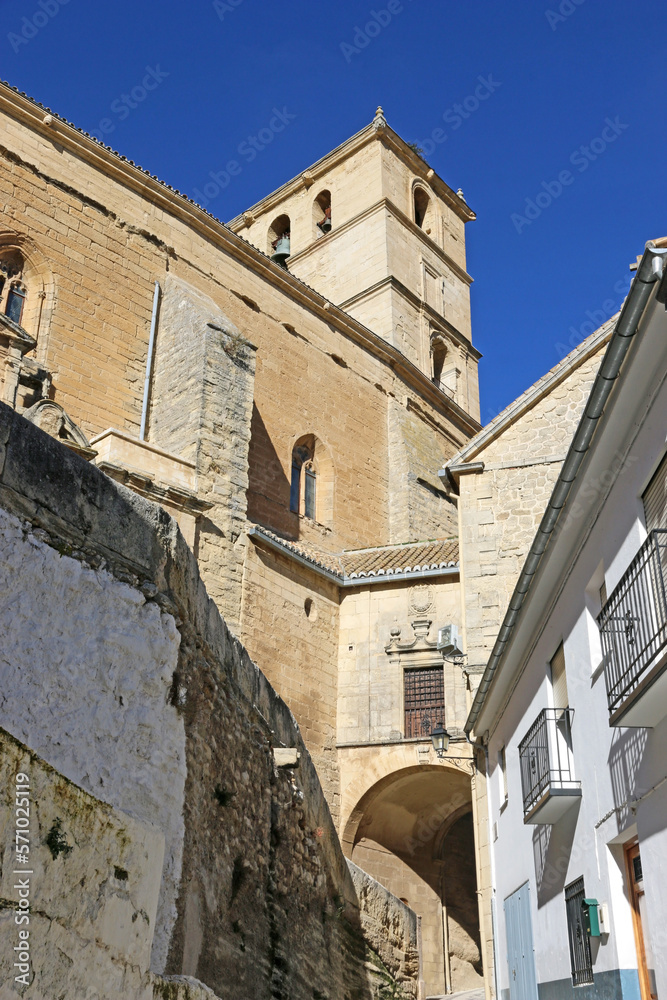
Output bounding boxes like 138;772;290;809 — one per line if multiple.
598;529;667;726
518;708;581;824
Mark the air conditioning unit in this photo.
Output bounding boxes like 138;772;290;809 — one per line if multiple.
437;624;463;657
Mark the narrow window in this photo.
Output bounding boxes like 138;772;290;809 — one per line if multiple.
550;643;569;709
565;877;594;986
404;665;444;738
498;746;508;805
290;443;313;516
599;578;607;609
6;283;26;325
304;463;316;518
643;451;667;531
290;460;301;513
432;335;447;388
414;188;430;228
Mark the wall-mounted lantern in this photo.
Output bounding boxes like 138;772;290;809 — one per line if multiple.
430;722;451;758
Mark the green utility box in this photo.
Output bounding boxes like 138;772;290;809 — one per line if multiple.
582;898;600;937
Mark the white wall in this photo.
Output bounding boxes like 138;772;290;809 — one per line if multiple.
0;504;186;972
486;344;667;997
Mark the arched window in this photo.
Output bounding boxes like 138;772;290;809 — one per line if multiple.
291;443;313;514
414;187;430;229
314;190;332;236
289;434;334;525
431;333;447;389
0;249;27;327
268;215;291;266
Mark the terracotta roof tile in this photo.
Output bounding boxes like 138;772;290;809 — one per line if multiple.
249;526;458;582
249;526;345;576
341;539;458;578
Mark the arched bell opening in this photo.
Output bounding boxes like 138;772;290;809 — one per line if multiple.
413;185;435;233
344;765;483;998
268;215;291;267
313;190;332;237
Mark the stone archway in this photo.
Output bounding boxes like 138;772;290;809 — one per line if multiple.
342;763;483;998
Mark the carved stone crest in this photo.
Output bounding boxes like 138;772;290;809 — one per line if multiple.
410;584;434;616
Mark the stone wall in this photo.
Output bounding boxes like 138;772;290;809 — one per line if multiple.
457;339;609;676
239;539;341;823
388;397;460;543
0;90;476;570
150;274;256;629
0;402;419;1000
0;727;164;999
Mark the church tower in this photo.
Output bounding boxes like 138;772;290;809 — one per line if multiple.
229;108;480;421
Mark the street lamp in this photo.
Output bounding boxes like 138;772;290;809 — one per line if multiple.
430;722;451;758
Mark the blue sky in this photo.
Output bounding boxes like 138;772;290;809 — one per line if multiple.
3;0;666;421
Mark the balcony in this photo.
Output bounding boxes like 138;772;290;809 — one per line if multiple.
519;709;581;824
598;529;667;727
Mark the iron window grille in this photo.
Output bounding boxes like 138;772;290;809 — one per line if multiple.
518;708;579;817
565;877;594;986
598;529;667;718
404;666;444;739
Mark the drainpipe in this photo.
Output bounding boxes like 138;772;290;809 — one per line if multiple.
483;742;501;1000
140;281;160;441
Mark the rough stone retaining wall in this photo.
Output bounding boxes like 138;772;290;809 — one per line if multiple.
0;401;419;1000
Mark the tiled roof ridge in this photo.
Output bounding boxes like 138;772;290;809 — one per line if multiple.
249;525;459;582
249;525;345;577
342;537;456;555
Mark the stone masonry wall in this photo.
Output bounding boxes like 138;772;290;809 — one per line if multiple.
239;540;341;823
0;94;474;566
0;402;419;1000
459;343;608;675
150;274;256;630
388;396;459;543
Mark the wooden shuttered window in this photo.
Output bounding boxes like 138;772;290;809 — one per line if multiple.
643;452;667;531
551;643;569;709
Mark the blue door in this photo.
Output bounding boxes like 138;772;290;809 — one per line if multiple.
504;882;539;1000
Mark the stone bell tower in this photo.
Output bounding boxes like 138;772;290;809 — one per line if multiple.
228;108;480;422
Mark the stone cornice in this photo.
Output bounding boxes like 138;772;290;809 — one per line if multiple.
287;197;474;289
337;275;481;364
0;81;480;439
0;312;36;353
228;122;475;231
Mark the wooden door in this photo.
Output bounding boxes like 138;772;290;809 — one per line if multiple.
625;842;658;1000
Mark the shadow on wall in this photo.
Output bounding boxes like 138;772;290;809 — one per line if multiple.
440;812;483;979
532;799;581;907
609;727;649;833
246;402;294;535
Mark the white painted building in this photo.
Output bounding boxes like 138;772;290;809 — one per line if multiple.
466;240;667;1000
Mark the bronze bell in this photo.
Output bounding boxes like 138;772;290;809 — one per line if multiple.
271;234;291;266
